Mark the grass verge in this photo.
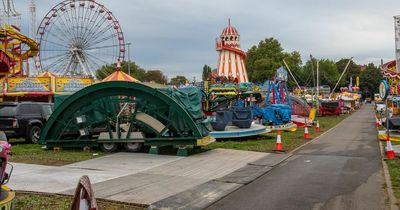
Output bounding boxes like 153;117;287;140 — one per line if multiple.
9;139;107;166
383;140;400;202
385;159;400;202
13;191;147;210
205;114;348;153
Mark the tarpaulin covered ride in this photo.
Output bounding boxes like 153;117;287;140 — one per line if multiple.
211;107;253;131
39;81;214;156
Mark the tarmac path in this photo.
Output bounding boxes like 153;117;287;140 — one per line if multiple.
207;104;386;210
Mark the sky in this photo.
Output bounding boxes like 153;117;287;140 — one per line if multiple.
12;0;400;80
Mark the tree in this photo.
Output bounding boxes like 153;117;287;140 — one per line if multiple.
359;63;383;98
143;70;168;84
96;61;146;81
170;75;188;86
300;59;340;89
202;64;212;81
335;59;361;87
245;37;302;83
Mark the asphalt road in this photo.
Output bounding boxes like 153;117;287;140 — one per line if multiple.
207;104;385;210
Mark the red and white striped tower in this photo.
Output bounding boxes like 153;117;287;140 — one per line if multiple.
216;19;248;82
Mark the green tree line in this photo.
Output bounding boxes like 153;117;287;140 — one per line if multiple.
243;37;382;98
97;37;383;98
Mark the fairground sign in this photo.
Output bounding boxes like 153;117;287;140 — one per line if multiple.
7;77;51;92
55;78;93;92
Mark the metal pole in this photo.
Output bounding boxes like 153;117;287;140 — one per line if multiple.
127;42;131;75
329;57;353;99
310;55;315;90
283;59;301;89
316;59;319;115
386;97;390;144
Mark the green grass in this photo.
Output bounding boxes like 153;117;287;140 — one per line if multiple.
385;159;400;201
7;115;347;166
13;191;147;210
205;114;348;153
9;139;108;166
383;140;400;201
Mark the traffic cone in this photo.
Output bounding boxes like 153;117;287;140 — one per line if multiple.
375;118;380;127
304;126;309;139
315;120;320;133
386;134;396;159
275;131;283;151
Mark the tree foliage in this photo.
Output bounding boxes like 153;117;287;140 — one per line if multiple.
335;59;361;86
299;59;341;88
244;37;381;95
96;61;146;80
202;64;212;81
245;37;302;82
170;75;188;86
359;63;383;98
143;70;168;84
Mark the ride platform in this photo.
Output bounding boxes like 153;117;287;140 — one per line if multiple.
291;115;314;127
266;122;298;132
209;124;270;139
378;130;400;142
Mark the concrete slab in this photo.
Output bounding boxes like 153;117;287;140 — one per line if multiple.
9;149;268;205
144;149;267;180
65;152;183;174
9;153;183;193
215;165;273;184
73;149;266;204
248;153;292;167
9;162;118;193
62;173;203;204
148;181;242;210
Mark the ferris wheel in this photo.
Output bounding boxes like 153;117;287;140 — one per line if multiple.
36;0;125;78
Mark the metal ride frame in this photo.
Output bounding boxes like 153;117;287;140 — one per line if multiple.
39;81;208;155
36;0;125;77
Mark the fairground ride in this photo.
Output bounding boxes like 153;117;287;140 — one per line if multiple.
35;0;125;78
0;0;39;79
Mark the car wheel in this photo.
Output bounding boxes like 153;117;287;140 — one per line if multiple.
124;142;143;152
99;143;119;152
27;125;41;144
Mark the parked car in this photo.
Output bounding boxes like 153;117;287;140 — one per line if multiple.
0;102;54;143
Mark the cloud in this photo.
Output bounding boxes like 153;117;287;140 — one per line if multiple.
12;0;400;79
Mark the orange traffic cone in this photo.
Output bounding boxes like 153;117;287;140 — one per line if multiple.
315;120;320;133
304;126;309;139
375;118;380;127
387;134;396;159
275;131;283;152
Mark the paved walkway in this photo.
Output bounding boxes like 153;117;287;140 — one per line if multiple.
207;104;385;210
9;149;267;205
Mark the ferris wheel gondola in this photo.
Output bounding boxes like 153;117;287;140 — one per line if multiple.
36;0;125;78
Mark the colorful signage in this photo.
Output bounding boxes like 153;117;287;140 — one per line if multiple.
379;80;389;100
275;67;288;82
7;77;51;92
55;78;93;92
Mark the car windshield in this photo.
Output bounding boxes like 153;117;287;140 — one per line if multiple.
42;105;53;117
0;105;16;117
